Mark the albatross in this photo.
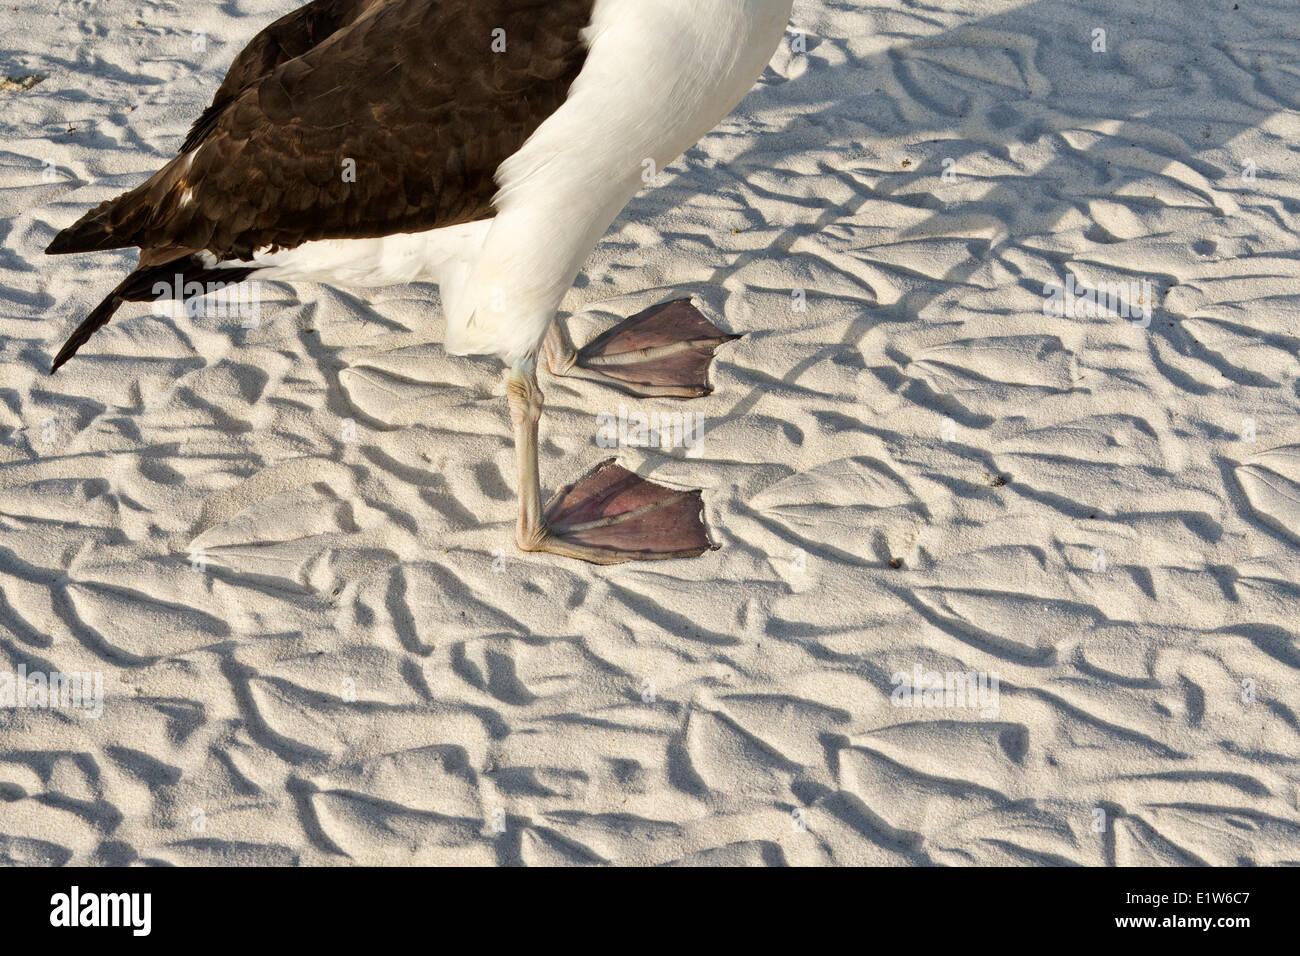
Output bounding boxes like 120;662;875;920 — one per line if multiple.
45;0;796;564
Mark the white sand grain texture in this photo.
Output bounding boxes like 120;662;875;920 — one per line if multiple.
1;0;1299;866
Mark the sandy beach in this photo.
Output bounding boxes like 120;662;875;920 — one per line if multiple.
1;0;1299;865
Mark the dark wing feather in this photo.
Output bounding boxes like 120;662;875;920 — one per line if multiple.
47;0;596;260
49;256;258;373
180;0;389;154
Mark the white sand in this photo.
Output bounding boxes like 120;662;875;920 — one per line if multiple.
1;0;1299;865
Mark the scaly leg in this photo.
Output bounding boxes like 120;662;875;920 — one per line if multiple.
507;362;715;564
544;299;738;399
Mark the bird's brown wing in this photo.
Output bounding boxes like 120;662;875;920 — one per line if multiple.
47;0;597;261
180;0;391;154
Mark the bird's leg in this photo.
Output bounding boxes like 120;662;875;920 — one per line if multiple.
507;361;546;553
543;299;738;399
507;361;716;565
